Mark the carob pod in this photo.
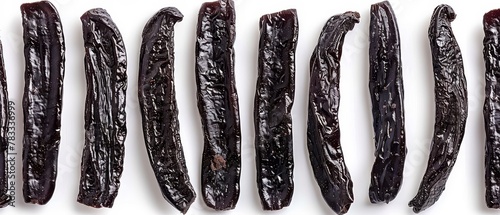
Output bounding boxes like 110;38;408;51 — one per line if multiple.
21;0;65;205
254;9;298;210
77;8;127;208
483;8;500;209
0;41;11;208
368;1;406;204
307;11;359;215
408;4;467;213
195;0;241;210
138;7;196;214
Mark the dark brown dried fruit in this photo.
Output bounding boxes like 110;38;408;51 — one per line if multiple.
483;8;500;209
21;0;65;205
138;7;196;214
408;4;467;213
254;8;298;211
368;0;406;204
307;11;359;215
0;41;11;208
195;0;241;210
77;8;127;208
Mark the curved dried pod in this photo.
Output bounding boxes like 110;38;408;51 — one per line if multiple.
307;11;359;215
138;7;196;214
409;4;467;213
0;41;11;208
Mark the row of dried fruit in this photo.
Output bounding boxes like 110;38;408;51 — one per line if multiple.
0;0;497;214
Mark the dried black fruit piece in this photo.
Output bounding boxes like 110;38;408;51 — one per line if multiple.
0;41;11;208
254;9;298;211
483;8;500;209
368;0;406;204
138;7;196;214
21;0;65;205
408;4;467;213
195;0;241;210
307;11;359;215
77;8;127;208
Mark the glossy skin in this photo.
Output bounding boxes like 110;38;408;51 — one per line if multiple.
368;1;406;204
409;4;467;213
138;7;196;214
307;12;359;215
21;0;65;205
195;0;241;211
0;42;11;208
78;8;127;208
483;8;500;209
254;9;298;211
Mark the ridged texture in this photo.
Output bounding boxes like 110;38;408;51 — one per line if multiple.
0;41;11;208
254;9;298;211
78;8;127;208
409;4;468;213
21;0;65;205
195;0;240;210
138;7;196;214
368;0;406;204
307;11;359;215
483;8;500;209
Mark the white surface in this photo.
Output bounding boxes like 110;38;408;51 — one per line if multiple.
0;0;496;214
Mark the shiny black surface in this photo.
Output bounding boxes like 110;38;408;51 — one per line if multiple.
409;4;468;213
483;8;500;210
254;8;298;211
21;0;65;205
307;11;359;215
195;0;241;211
77;8;127;208
368;1;406;204
138;7;196;214
0;41;11;208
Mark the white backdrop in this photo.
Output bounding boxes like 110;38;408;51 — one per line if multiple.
0;0;497;214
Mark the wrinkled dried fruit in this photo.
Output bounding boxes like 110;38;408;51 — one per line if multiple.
254;8;298;211
77;8;127;208
195;0;241;210
138;7;196;214
0;41;11;208
409;4;468;213
368;0;406;204
21;0;65;205
307;11;359;215
483;8;500;210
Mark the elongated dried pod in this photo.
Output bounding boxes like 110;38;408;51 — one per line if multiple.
138;7;196;214
21;0;65;205
483;8;500;209
195;0;241;210
408;4;467;213
77;8;127;208
0;41;11;208
368;1;406;204
307;11;359;215
254;9;298;211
